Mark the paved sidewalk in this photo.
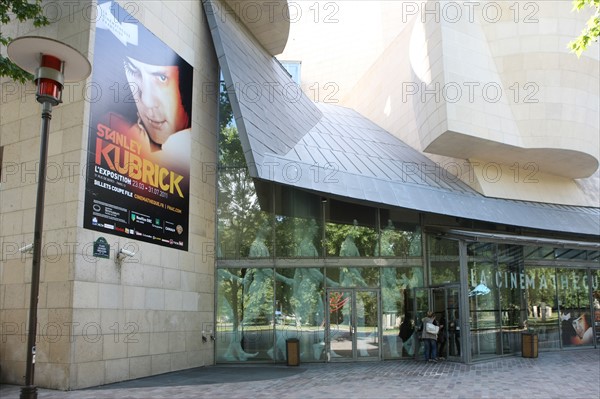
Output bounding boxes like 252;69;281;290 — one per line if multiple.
1;349;598;398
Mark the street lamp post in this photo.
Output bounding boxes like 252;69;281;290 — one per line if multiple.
7;36;91;399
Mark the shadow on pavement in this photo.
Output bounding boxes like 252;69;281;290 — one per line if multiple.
91;365;306;390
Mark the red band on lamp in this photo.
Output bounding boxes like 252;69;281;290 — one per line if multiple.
36;54;63;101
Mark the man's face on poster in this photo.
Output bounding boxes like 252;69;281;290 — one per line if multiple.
572;314;588;338
124;56;189;145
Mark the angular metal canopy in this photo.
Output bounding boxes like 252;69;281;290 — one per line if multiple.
204;0;600;238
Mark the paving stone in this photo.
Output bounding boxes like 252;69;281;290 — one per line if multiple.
1;350;598;398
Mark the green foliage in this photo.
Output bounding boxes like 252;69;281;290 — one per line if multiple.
217;165;263;258
217;87;264;258
568;0;600;57
219;82;233;131
219;125;245;166
0;0;49;83
218;81;242;165
525;267;556;309
325;223;377;257
274;217;299;258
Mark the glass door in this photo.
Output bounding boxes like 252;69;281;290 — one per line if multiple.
441;286;461;361
326;289;380;361
412;286;462;361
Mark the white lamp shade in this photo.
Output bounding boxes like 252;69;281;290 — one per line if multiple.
7;36;91;82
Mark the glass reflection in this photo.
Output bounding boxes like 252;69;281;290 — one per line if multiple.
274;266;329;361
325;201;377;257
377;220;396;256
380;267;422;359
593;269;600;345
217;170;272;260
215;266;275;362
296;219;321;257
558;268;594;347
429;237;460;285
496;245;525;355
217;268;258;361
524;266;560;350
274;187;322;258
468;242;500;359
357;290;379;358
375;219;422;258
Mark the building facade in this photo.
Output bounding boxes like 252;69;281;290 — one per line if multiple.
1;0;218;390
1;0;599;391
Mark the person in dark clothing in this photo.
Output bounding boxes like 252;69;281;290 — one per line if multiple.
449;310;460;356
437;314;447;360
399;315;415;357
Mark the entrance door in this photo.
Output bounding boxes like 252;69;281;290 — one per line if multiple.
412;286;462;361
326;289;380;361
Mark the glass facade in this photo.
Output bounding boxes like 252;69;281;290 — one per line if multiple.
466;242;598;361
523;265;598;350
216;82;599;364
467;243;525;359
214;188;427;362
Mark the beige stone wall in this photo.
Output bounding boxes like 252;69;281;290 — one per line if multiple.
279;1;600;207
279;1;410;104
0;0;93;389
1;0;217;390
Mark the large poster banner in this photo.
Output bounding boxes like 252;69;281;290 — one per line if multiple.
84;0;192;250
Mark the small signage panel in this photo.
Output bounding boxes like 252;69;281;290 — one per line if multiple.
93;237;111;259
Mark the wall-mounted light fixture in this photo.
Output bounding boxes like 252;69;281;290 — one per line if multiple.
19;243;34;254
115;246;136;266
118;248;136;258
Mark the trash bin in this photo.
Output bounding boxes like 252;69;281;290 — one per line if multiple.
522;332;538;358
286;338;300;366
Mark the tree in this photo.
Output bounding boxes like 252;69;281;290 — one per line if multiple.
217;81;265;259
569;0;600;57
0;0;49;83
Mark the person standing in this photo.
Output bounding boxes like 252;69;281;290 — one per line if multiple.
450;311;461;356
437;313;447;360
399;314;415;357
421;311;439;362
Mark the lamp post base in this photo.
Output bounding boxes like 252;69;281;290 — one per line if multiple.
20;385;38;399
